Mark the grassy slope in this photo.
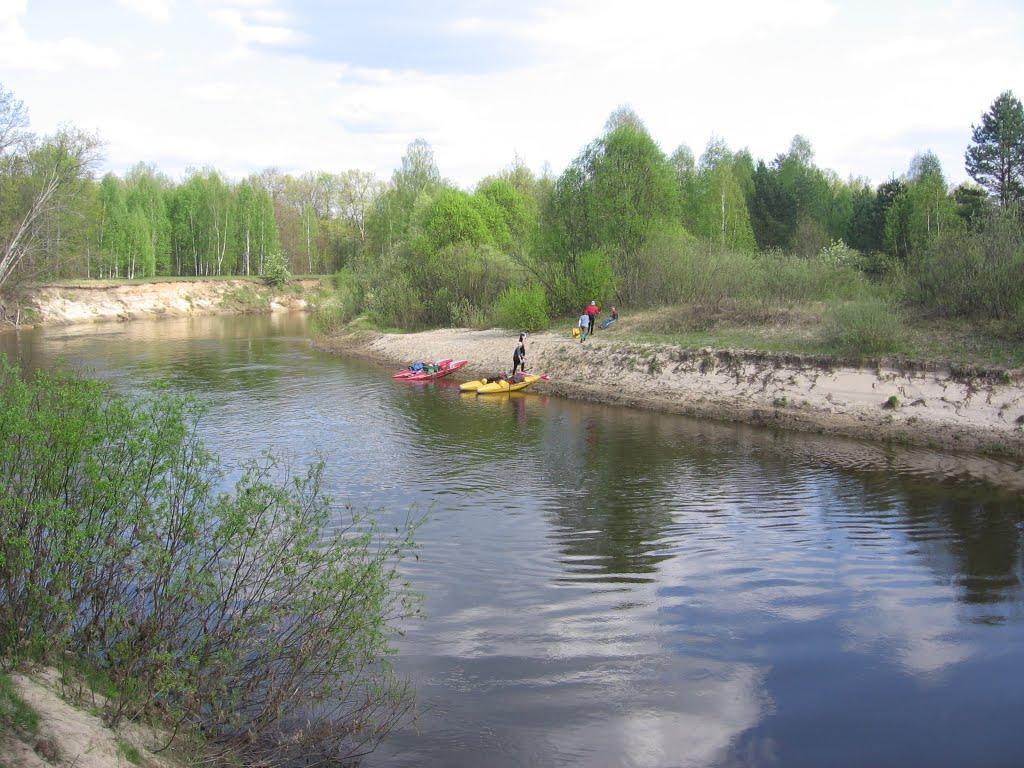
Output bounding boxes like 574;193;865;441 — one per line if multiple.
564;304;1024;370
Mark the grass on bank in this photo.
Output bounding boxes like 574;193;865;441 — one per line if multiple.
0;673;39;740
606;302;1024;369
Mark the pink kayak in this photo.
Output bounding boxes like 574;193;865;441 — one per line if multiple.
402;359;468;382
392;358;453;379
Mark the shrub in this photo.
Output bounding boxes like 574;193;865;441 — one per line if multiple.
494;284;549;330
312;268;363;334
617;221;699;306
570;249;615;310
905;205;1024;320
757;251;874;305
0;360;419;765
821;298;905;357
361;251;425;328
448;297;490;328
817;239;861;268
219;284;265;311
261;251;291;287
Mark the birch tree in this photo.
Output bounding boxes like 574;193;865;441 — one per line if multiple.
1;119;99;289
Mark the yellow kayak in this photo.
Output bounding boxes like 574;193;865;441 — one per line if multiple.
477;374;545;394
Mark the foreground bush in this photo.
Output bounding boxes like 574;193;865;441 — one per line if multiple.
0;360;419;766
821;299;905;358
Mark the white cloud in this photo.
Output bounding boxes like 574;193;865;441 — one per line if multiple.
207;0;300;49
117;0;173;23
0;0;120;71
6;0;1023;188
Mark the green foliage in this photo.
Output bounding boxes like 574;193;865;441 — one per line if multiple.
688;138;757;251
904;152;962;256
118;739;144;765
905;204;1024;322
219;283;265;311
540;117;679;307
822;299;905;357
366;139;441;254
953;182;992;229
965;90;1024;206
494;284;549;330
0;360;419;765
0;673;39;738
312;268;363;333
360;248;423;328
817;239;864;271
475;178;537;247
234;179;280;277
447;296;490;328
570;249;615;310
616;221;698;306
417;188;494;252
261;250;290;286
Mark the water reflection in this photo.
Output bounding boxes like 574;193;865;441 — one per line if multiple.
3;315;1024;768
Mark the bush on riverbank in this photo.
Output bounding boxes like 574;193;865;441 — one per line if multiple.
0;360;419;766
494;284;549;331
822;298;906;357
905;204;1024;331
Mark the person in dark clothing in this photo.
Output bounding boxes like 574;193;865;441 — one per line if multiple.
512;333;527;375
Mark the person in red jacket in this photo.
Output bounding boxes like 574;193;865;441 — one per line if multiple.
584;301;600;336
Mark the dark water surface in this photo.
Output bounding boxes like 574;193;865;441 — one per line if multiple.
4;314;1024;768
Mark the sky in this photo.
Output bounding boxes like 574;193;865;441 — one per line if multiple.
1;0;1022;188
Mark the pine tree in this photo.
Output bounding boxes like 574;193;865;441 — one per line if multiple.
965;90;1024;206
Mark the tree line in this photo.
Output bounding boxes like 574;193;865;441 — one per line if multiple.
3;82;1024;335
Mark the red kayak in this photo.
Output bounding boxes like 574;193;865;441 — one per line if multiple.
402;359;468;382
392;358;453;379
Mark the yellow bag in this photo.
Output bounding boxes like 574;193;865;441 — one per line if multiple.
572;326;581;338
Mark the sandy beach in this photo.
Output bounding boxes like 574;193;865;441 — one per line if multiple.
316;326;1024;459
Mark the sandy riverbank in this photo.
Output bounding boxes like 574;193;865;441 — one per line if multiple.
1;278;320;329
1;668;184;768
316;327;1024;459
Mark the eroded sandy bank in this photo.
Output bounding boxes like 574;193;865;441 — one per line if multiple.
316;327;1024;459
2;278;319;328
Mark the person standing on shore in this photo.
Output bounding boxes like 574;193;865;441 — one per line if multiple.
585;301;600;336
512;333;527;376
578;312;590;342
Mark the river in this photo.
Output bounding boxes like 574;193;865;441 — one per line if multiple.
3;313;1023;768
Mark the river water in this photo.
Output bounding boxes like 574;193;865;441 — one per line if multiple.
3;313;1024;767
